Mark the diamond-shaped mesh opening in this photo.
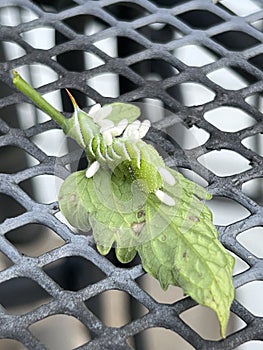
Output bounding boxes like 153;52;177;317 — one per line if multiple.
237;227;263;258
175;44;219;67
212;30;260;51
0;277;52;315
242;133;263;157
63;14;111;34
249;53;263;70
19;175;64;205
5;223;65;256
20;26;55;50
56;50;105;71
29;314;91;350
206;197;250;226
134;327;195;350
0;41;26;61
242;178;263;205
104;2;149;21
0;5;38;25
177;9;224;29
86;289;148;327
131;59;179;79
115;36;146;57
0;339;28;349
166;123;209;149
0;251;13;271
238;342;263;350
198;150;252;176
204;107;256;132
207;66;259;90
0;146;39;172
180;305;247;340
236;281;263;317
137;23;184;44
232;252;250;276
0;0;263;349
0;194;26;222
43;256;106;291
167;82;216;106
0;81;13;99
136;272;185;304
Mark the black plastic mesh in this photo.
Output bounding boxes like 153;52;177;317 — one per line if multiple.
0;0;263;349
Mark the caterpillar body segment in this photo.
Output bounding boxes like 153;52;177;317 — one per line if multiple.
66;109;99;149
84;134;165;194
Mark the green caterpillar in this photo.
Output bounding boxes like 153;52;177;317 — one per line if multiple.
65;90;176;206
13;71;235;338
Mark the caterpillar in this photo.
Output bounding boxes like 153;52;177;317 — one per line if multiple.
65;89;176;207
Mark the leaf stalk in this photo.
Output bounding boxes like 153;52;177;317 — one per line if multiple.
13;70;68;131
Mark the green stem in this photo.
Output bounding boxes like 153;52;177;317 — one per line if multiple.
13;70;68;131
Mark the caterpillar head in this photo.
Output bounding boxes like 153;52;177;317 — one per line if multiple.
65;90;112;148
65;90;141;149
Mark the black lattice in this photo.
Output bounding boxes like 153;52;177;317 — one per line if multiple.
0;0;263;349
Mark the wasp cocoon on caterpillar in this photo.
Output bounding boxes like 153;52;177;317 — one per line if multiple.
13;71;235;338
65;88;175;206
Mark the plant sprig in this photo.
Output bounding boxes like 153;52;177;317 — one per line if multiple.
13;70;235;337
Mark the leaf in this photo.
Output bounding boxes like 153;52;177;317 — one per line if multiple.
58;171;91;232
135;171;235;337
105;102;140;125
58;167;235;337
137;194;235;338
58;169;146;262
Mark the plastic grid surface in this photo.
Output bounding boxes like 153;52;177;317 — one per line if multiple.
0;0;263;349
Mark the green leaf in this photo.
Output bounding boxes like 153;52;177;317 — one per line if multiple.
105;102;140;125
137;195;235;338
58;171;91;232
135;171;234;337
58;167;234;337
116;246;137;264
59;169;146;261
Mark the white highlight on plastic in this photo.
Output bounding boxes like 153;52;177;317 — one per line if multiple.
155;189;175;206
86;161;100;178
158;167;176;186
